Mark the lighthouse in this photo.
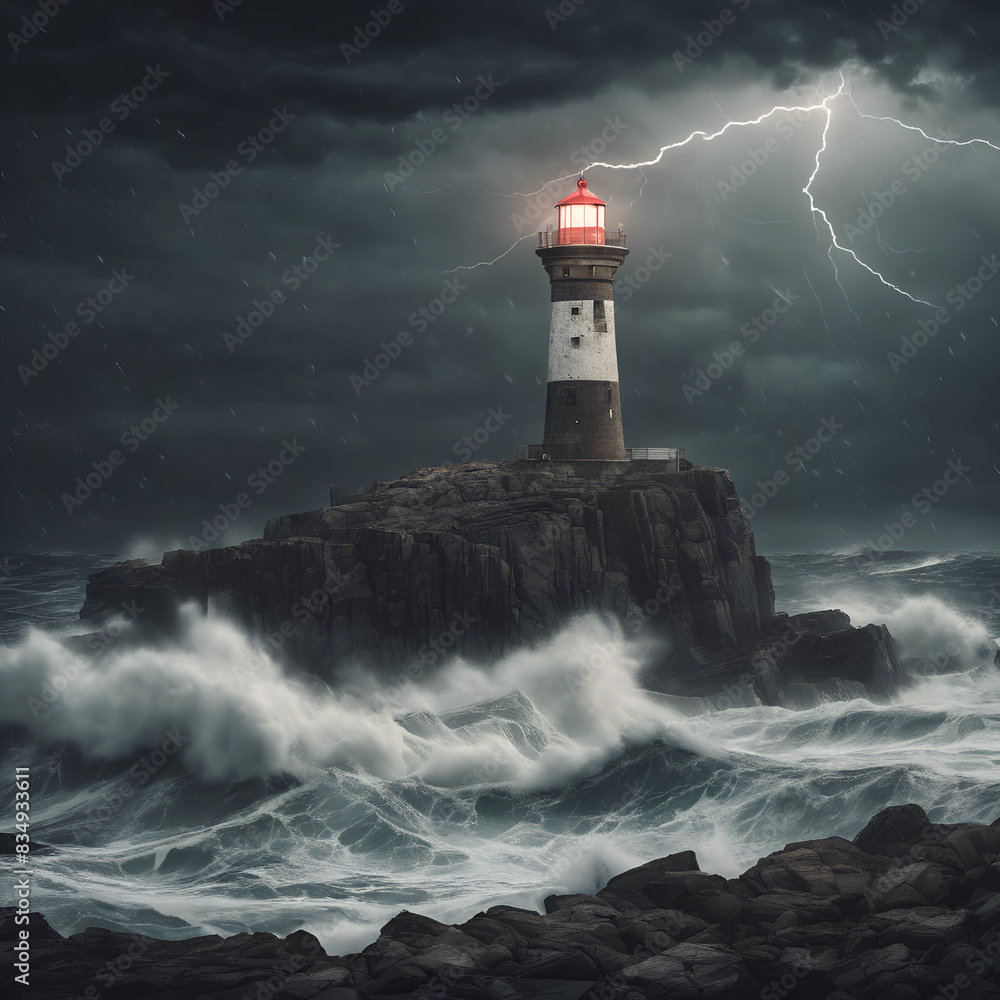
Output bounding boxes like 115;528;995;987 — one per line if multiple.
534;177;629;461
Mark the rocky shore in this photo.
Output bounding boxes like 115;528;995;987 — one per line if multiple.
5;804;998;999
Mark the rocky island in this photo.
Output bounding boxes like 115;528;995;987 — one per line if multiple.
79;459;907;706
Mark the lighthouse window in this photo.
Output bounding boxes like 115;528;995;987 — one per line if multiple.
593;300;607;332
571;307;580;316
562;267;570;277
606;387;612;403
571;336;581;347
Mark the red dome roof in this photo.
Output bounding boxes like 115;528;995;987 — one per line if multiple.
555;176;606;208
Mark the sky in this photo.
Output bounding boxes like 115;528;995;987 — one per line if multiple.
2;0;999;556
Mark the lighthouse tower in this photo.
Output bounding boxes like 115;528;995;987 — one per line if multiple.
535;177;628;461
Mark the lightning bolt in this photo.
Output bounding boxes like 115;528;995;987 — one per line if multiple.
578;72;938;307
555;76;847;184
442;232;537;274
454;71;1000;312
800;79;939;308
847;93;1000;153
630;168;648;208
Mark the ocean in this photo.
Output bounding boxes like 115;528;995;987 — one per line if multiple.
1;549;998;957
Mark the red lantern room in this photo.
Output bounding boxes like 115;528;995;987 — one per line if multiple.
555;176;606;245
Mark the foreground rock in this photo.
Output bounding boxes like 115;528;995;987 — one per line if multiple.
78;460;904;700
5;805;999;999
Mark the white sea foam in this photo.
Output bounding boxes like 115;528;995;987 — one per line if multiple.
828;592;994;669
866;554;958;575
0;606;688;789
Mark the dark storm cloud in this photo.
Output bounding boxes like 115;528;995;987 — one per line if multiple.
1;0;998;555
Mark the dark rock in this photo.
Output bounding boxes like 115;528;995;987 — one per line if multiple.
623;943;757;1000
937;824;1000;869
597;851;705;912
76;460;913;705
79;461;776;678
660;609;910;706
739;836;895;900
284;927;326;956
543;893;618;915
865;863;957;911
853;803;933;858
831;942;912;992
6;808;1000;999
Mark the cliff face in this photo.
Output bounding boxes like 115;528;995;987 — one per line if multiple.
81;461;774;678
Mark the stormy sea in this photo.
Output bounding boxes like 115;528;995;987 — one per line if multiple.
1;549;998;957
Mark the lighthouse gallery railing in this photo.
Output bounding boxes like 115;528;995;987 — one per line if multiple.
537;228;627;249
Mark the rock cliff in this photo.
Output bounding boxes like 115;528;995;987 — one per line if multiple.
82;461;773;672
79;459;905;701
